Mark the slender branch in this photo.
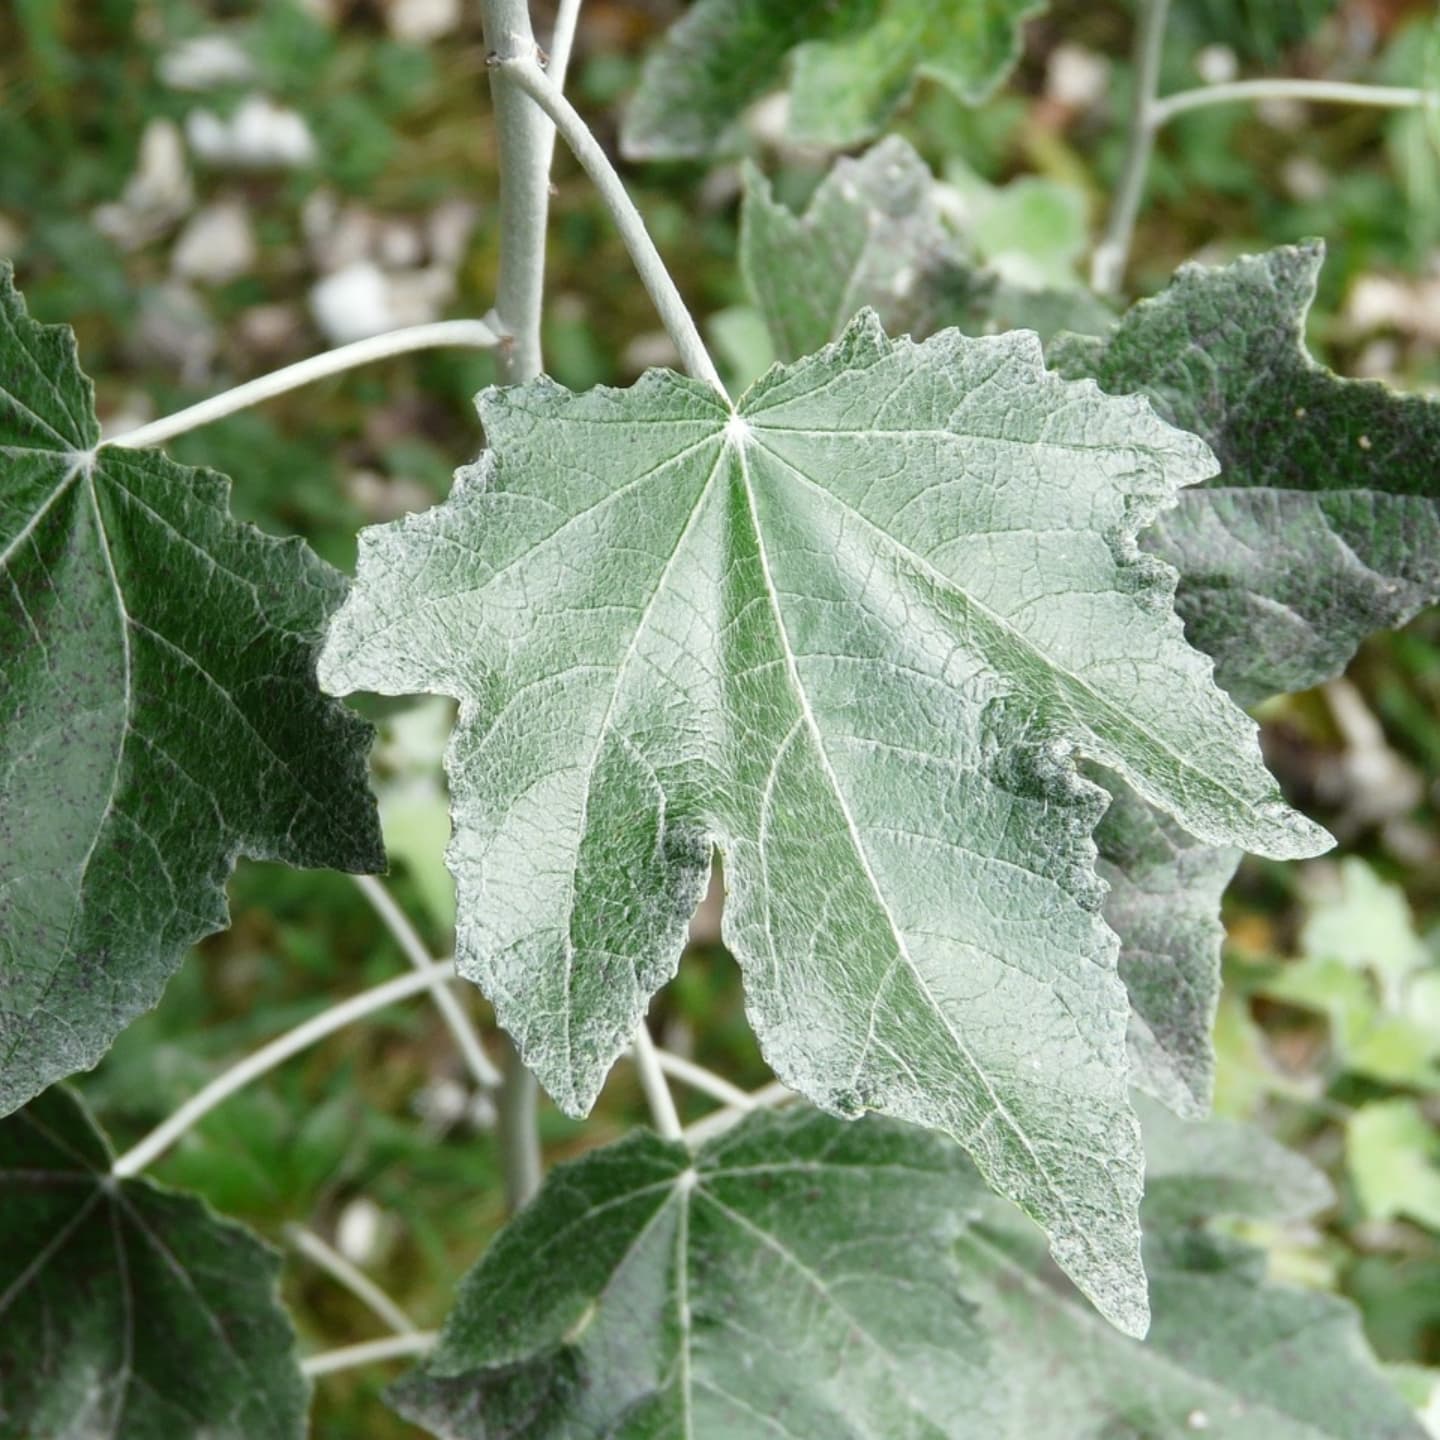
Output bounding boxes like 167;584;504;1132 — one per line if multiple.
111;960;456;1178
479;0;559;1211
683;1079;796;1147
535;0;584;182
302;1331;438;1378
630;1022;684;1141
501;57;728;397
105;321;499;451
354;875;501;1090
286;1223;418;1336
548;0;584;99
1153;79;1431;126
642;1048;756;1113
1091;0;1171;296
482;0;551;382
497;1036;544;1213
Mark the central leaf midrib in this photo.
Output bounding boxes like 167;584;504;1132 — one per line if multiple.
554;436;729;1090
0;472;131;1075
727;429;1097;1262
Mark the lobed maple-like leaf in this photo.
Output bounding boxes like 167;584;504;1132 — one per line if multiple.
0;1086;309;1439
621;0;1046;158
392;1104;1421;1440
391;1107;1001;1439
0;266;383;1116
322;312;1329;1330
1051;242;1440;705
741;137;1111;361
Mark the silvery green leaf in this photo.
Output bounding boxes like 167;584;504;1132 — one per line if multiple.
0;266;383;1116
1050;243;1440;705
322;312;1329;1330
0;1086;308;1439
622;0;1046;158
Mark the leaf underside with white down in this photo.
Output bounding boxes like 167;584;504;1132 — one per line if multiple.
0;265;383;1117
622;0;1047;158
1051;242;1440;706
393;1105;1421;1440
323;312;1329;1331
1094;768;1241;1119
0;1086;308;1440
741;137;1112;362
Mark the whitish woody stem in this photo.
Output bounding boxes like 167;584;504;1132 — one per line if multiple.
1091;0;1431;294
502;54;728;396
480;0;576;1212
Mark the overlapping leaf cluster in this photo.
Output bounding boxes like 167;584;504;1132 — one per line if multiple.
321;307;1329;1332
2;1;1439;1430
393;1102;1423;1439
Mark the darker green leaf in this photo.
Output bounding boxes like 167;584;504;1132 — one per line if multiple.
968;1099;1422;1438
393;1105;1420;1439
0;1086;309;1439
622;0;1046;158
390;1108;1000;1438
1050;243;1440;705
0;264;383;1116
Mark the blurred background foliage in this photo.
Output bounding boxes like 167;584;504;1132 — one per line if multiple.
5;0;1440;1433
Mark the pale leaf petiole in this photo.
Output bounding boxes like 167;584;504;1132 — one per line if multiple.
499;55;728;398
1152;78;1432;126
642;1048;757;1113
683;1079;797;1147
110;959;457;1178
630;1021;684;1141
355;875;502;1090
302;1331;439;1378
105;319;499;452
285;1222;419;1336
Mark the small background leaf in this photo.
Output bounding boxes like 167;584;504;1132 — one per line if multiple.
622;0;1046;158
